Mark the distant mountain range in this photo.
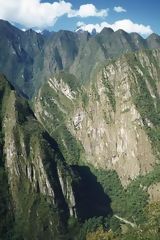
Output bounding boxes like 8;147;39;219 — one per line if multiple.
0;19;160;98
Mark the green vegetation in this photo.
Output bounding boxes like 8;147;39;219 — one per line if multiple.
74;167;160;240
13;189;62;240
0;76;13;240
102;72;116;112
86;227;115;240
127;53;160;157
53;126;85;165
91;82;100;102
120;202;160;240
91;168;148;223
55;71;81;91
37;81;86;166
0;76;73;239
0;168;13;240
82;91;89;109
2;44;160;240
77;217;111;240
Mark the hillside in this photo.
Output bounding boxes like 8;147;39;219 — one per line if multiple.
34;48;160;185
1;19;160;239
0;20;160;98
0;75;113;239
33;48;160;238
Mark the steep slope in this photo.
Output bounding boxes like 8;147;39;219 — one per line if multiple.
0;20;160;98
0;74;112;239
34;48;160;186
0;77;13;240
1;20;160;239
0;20;45;97
0;74;77;239
44;29;160;88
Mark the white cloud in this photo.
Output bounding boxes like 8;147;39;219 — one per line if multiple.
0;0;72;28
0;0;108;29
114;6;126;13
76;19;153;36
77;21;85;27
68;4;108;18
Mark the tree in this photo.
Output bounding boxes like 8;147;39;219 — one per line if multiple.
86;226;115;240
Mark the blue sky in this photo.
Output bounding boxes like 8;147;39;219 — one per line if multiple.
52;0;160;33
0;0;159;36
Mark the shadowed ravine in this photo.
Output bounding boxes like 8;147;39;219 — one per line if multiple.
71;165;112;221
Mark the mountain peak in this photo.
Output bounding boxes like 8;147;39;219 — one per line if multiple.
0;19;11;26
100;27;114;35
25;28;41;36
130;32;144;39
0;19;21;34
147;32;160;40
42;29;52;37
115;29;128;36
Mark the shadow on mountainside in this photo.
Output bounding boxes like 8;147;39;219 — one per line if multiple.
42;131;112;222
71;165;112;221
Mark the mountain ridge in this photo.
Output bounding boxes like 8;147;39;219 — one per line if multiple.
1;19;160;239
0;19;160;98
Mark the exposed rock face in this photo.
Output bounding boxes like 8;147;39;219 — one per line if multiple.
69;53;157;185
34;49;160;186
2;19;160;239
1;74;113;239
57;167;76;217
0;19;160;98
0;75;78;239
48;77;76;100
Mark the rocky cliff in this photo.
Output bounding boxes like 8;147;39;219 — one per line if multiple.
34;48;160;186
0;75;112;239
0;20;160;98
31;48;160;240
1;19;160;239
0;75;78;239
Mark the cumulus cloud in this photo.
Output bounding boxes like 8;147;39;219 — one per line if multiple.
114;6;126;13
0;0;108;29
68;4;108;18
76;19;153;36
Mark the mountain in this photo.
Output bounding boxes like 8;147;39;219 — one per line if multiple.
0;74;74;239
42;29;53;37
0;20;160;98
0;20;45;97
34;48;160;186
0;74;112;239
33;48;160;238
1;19;160;239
